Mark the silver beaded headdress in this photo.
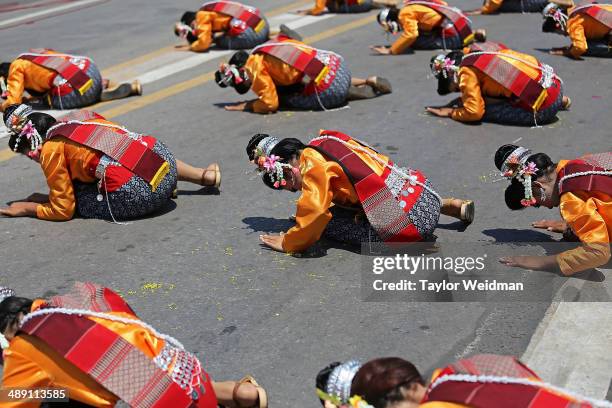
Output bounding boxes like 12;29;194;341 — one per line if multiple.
5;104;44;154
325;359;363;404
256;136;279;157
0;286;15;303
501;146;540;207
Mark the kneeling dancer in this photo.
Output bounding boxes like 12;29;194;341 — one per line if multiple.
496;144;611;275
302;0;374;16
371;1;486;55
542;0;612;59
246;131;474;253
0;104;221;221
216;39;392;113
468;0;548;14
0;48;141;112
426;42;571;126
0;282;267;408
316;354;603;407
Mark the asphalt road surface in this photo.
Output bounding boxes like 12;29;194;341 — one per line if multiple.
0;0;610;406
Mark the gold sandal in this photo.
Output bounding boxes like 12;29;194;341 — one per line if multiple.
232;375;268;408
460;200;475;224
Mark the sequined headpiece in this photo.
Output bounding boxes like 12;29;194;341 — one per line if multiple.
377;8;400;34
543;3;568;31
0;286;15;303
325;360;363;404
252;136;292;188
5;104;44;156
430;54;460;79
500;146;540;207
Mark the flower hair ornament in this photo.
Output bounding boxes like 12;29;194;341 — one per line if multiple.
216;63;249;88
5;104;44;156
378;8;401;34
430;54;459;79
175;22;194;40
0;286;16;349
543;3;568;31
252;136;293;188
500;146;540;207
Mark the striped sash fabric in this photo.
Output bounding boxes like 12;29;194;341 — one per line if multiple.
254;41;330;86
46;111;170;191
20;283;217;408
404;0;474;43
17;49;93;95
200;1;265;32
330;0;366;5
308;130;426;242
558;153;612;195
460;51;549;111
570;2;612;29
424;354;591;408
466;41;508;52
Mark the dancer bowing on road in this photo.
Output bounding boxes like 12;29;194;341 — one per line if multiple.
246;131;474;254
467;0;548;15
542;0;612;59
299;0;374;16
371;1;486;55
216;37;392;113
0;104;221;222
0;282;268;408
0;49;141;112
426;42;571;126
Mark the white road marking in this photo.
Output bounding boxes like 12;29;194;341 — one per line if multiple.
0;0;106;29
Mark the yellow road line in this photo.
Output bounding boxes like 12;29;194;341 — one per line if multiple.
0;13;376;162
101;0;312;77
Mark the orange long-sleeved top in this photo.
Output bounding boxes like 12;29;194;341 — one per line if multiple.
451;49;542;122
310;0;328;15
567;5;612;58
282;143;389;253
555;160;611;275
244;52;305;113
1;59;55;111
481;0;504;14
391;4;445;54
190;10;232;52
1;299;169;407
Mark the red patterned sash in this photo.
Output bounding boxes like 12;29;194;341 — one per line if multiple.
17;48;93;95
466;41;508;52
308;130;427;242
570;3;612;29
329;0;366;5
404;0;474;43
254;41;330;86
460;51;549;111
558;153;612;195
424;355;591;408
46;111;170;191
19;283;217;408
200;1;265;33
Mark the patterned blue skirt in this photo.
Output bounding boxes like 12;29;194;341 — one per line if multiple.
584;40;612;58
413;32;463;50
482;86;564;126
74;141;177;221
215;18;270;50
48;62;103;109
497;0;548;12
327;0;373;13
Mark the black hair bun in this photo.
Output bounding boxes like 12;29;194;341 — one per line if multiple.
229;51;250;68
180;11;197;25
246;134;269;160
2;104;19;125
504;178;526;210
495;144;519;170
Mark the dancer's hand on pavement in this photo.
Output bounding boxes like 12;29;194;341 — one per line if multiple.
260;233;285;252
175;44;191;50
370;46;391;55
295;9;311;15
532;219;567;233
0;202;38;217
426;107;453;117
499;255;557;271
224;102;249;111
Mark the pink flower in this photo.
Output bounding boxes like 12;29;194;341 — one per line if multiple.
521;197;537;207
443;58;456;71
21;122;36;139
281;179;287;186
264;155;280;172
273;181;280;188
523;162;538;176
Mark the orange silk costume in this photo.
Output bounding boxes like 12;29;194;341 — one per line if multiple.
190;10;233;52
555;160;612;275
310;0;329;15
391;4;445;54
281;141;389;253
481;0;504;14
566;4;612;58
1;59;56;111
451;49;544;122
1;299;169;407
244;50;305;113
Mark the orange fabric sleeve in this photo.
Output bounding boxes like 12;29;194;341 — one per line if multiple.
391;8;420;54
556;190;611;275
282;150;337;252
36;140;77;221
245;54;280;113
481;0;503;14
310;0;327;15
2;60;55;110
452;67;485;122
567;14;588;58
190;11;215;52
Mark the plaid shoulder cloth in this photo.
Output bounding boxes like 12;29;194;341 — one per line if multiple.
403;0;474;43
308;130;431;243
570;2;612;29
17;48;93;96
466;41;508;53
200;1;265;33
46;111;170;191
423;354;592;408
20;282;218;408
558;152;612;195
